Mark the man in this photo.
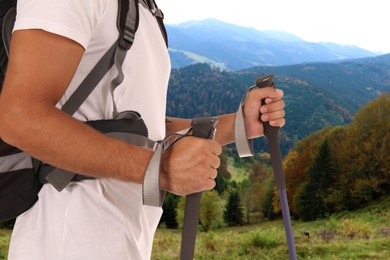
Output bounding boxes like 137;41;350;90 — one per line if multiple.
0;0;285;259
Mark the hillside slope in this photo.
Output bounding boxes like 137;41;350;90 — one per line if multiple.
166;54;390;154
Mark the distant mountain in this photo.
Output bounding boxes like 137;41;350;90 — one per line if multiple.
166;19;378;70
166;54;390;155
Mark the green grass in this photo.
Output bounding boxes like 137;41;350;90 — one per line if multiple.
226;157;251;183
151;225;390;260
151;196;390;259
1;197;389;259
0;229;11;260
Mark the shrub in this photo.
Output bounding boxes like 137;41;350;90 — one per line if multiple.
202;231;219;251
250;229;281;249
339;219;373;239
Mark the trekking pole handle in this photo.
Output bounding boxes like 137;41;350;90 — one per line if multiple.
191;117;218;139
255;74;286;190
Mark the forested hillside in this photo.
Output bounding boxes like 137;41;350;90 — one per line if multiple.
166;54;390;155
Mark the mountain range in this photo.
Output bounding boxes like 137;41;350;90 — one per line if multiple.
166;19;380;71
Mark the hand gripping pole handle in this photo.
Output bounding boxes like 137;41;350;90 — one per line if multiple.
256;75;297;260
180;117;218;260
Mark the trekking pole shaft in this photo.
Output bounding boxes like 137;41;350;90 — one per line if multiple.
279;188;297;260
255;74;297;260
180;192;202;260
264;124;297;260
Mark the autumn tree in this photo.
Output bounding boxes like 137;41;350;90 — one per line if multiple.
199;190;224;231
280;127;333;215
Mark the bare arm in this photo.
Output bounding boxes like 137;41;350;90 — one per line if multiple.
166;87;285;147
0;30;153;183
166;114;235;146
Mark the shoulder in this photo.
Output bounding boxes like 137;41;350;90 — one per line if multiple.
14;0;114;49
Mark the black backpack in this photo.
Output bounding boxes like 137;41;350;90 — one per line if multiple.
0;0;167;223
0;0;16;88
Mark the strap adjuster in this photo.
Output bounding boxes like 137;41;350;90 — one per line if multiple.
119;27;136;50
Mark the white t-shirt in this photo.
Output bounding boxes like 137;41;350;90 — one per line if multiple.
8;0;170;259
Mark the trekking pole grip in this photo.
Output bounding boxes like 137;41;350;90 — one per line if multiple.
255;75;286;189
180;117;218;260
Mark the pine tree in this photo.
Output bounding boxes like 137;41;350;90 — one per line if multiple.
262;178;276;220
223;190;244;226
161;193;179;229
296;139;334;221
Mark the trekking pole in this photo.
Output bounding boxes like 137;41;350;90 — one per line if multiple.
256;75;297;260
180;117;218;260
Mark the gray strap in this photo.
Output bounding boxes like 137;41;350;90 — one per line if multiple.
234;86;256;157
111;0;138;116
0;152;33;172
45;168;78;192
142;128;190;207
142;143;164;207
110;47;127;116
107;132;158;151
61;42;117;115
44;132;158;192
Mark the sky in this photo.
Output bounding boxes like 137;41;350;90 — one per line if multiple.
158;0;390;54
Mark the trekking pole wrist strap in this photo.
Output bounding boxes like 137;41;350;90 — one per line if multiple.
234;85;257;158
142;128;190;207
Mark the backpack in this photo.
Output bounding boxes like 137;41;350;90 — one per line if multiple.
0;0;167;223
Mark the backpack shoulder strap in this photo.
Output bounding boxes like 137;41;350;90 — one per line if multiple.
1;2;17;90
62;0;139;116
1;6;15;57
46;0;141;191
149;0;168;46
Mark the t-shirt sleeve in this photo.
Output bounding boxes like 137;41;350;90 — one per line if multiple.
13;0;108;49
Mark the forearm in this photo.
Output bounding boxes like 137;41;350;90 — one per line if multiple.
0;103;153;183
166;113;236;146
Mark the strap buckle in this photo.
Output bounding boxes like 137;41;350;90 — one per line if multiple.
119;27;136;50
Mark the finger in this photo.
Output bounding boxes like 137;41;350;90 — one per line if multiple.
261;110;286;122
208;168;218;179
209;157;220;170
260;101;285;116
265;96;284;104
205;179;216;191
263;99;285;111
261;110;285;122
270;118;286;127
209;141;222;155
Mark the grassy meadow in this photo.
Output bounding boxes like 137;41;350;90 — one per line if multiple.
1;196;389;259
151;197;389;259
